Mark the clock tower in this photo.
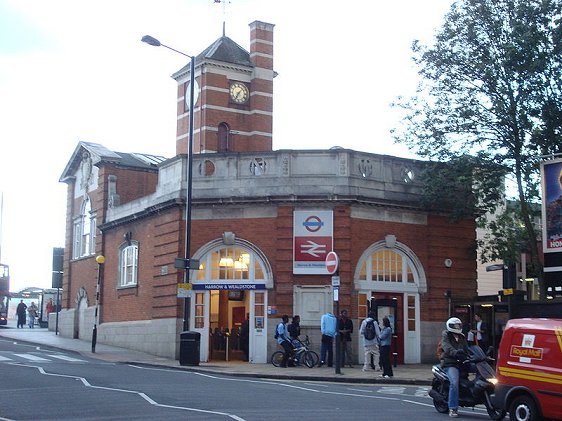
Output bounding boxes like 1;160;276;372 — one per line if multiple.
173;21;275;156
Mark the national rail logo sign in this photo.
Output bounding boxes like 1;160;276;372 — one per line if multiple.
293;210;333;274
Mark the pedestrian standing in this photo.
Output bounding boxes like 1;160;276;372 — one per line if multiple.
338;309;353;368
16;300;27;329
360;312;381;372
319;312;337;367
27;302;38;328
471;313;488;352
240;313;250;362
379;316;394;378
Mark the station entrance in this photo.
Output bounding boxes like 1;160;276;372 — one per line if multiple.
189;240;272;363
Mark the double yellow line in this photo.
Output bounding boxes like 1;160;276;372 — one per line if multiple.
498;366;562;385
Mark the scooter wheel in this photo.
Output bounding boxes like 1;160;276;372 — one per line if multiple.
486;405;506;420
432;398;448;414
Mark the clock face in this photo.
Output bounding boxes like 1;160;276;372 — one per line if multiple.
185;79;200;111
229;82;249;104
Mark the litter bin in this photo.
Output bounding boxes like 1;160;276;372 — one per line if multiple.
180;331;201;366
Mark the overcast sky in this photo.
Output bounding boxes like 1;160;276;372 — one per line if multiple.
0;0;453;292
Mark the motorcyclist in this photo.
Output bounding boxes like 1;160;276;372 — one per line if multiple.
440;317;470;418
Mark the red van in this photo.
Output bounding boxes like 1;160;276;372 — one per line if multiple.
493;318;562;420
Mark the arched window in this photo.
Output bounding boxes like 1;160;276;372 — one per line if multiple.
196;246;265;282
72;196;96;259
217;122;230;152
119;241;138;288
354;240;426;294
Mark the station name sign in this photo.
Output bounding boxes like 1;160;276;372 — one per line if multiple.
192;283;266;290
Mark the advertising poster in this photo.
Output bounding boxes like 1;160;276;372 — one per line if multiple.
293;210;333;274
541;159;562;252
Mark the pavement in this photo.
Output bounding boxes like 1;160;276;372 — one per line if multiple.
0;323;434;386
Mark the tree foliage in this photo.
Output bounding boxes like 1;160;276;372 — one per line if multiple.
392;0;562;296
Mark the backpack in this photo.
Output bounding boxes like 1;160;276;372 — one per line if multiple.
436;339;444;360
274;323;281;339
364;319;377;340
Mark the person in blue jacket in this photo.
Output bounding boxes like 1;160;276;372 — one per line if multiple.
379;316;394;378
276;314;294;367
319;312;337;367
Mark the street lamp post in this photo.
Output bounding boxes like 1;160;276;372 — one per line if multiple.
92;255;105;353
142;35;195;332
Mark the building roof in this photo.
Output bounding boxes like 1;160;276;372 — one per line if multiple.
172;36;253;79
59;142;168;183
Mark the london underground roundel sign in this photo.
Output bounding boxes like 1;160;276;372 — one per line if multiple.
325;251;339;275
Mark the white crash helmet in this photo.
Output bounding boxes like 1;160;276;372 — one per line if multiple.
446;317;463;334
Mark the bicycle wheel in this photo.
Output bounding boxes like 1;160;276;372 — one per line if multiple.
303;350;319;368
271;351;284;367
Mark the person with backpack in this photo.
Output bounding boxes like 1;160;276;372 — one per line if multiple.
275;314;294;368
360;311;381;372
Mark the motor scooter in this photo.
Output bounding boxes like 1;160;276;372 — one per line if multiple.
429;345;506;420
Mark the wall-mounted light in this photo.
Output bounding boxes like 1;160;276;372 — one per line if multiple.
444;259;453;268
219;257;234;267
240;253;250;265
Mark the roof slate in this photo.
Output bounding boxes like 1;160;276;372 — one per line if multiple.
173;36;252;78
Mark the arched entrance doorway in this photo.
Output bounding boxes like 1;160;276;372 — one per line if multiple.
354;237;427;363
189;238;273;363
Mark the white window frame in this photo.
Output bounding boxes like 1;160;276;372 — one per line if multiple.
72;196;96;259
119;242;139;288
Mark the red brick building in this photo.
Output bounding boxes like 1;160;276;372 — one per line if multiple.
58;21;477;364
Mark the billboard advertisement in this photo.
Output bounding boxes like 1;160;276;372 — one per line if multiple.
541;158;562;252
293;210;333;274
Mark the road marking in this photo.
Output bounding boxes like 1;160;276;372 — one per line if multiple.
415;386;430;397
49;355;86;362
378;386;406;394
14;354;50;361
13;363;246;421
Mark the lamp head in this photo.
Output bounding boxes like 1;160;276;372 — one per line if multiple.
141;35;161;47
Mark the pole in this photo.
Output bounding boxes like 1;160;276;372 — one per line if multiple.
140;36;195;334
182;56;195;332
92;255;105;352
335;293;341;375
55;287;60;335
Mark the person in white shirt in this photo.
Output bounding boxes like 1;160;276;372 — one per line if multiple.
359;312;381;372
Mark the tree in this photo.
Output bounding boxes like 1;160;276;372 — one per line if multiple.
392;0;562;298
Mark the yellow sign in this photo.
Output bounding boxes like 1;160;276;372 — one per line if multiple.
503;288;514;295
177;283;192;298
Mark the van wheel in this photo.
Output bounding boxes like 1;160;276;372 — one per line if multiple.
509;395;538;421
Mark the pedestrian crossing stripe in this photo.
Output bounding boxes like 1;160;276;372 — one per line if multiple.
49;355;86;362
0;353;86;363
14;353;50;361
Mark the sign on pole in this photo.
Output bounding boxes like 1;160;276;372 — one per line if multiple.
325;251;339;275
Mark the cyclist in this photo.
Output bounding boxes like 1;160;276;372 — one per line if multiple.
440;317;470;418
276;315;295;367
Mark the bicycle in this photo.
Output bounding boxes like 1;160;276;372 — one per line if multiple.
271;335;319;368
